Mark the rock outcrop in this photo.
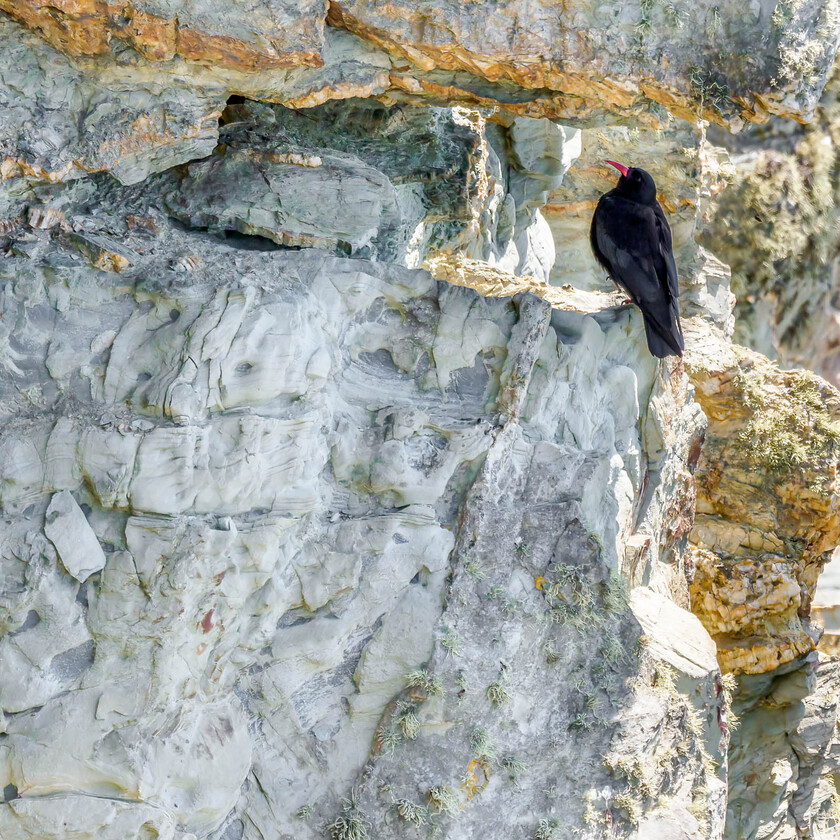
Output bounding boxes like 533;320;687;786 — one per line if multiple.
2;3;840;840
702;65;840;386
686;345;840;674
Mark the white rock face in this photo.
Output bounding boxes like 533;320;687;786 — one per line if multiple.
0;220;714;837
43;490;107;582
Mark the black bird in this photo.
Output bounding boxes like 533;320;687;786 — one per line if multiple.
590;160;684;358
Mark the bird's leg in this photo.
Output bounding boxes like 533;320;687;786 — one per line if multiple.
608;276;634;305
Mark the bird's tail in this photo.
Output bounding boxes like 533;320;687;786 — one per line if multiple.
642;312;684;358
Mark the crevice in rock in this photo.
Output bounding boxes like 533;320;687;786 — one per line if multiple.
165;218;297;252
8;609;41;636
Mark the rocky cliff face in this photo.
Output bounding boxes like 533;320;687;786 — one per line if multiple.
2;4;840;840
702;65;840;386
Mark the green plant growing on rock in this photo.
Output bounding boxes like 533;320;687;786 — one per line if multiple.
772;0;796;28
501;753;527;784
582;791;600;825
405;668;443;697
663;0;686;27
296;804;312;820
603;752;655;798
701;750;718;778
377;726;402;754
534;817;562;840
612;790;642;825
541;564;600;630
681;703;718;777
652;662;678;696
463;556;485;579
688;787;711;836
688;64;729;115
686;703;706;739
733;365;840;484
599;629;626;665
634;633;651;657
501;596;523;617
603;574;629;614
635;0;654;36
394;798;428;826
327;802;370;840
591;659;619;696
719;671;740;730
699;72;840;361
487;674;510;707
441;626;459;656
469;726;496;761
395;701;420;740
569;711;595;732
583;691;601;714
427;784;460;816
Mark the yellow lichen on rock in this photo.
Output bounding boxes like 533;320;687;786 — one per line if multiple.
688;546;816;673
0;0;325;69
686;344;840;673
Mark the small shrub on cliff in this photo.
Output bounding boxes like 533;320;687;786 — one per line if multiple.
603;752;655;798
394;798;428;826
718;671;741;732
486;676;510;707
327;802;370;840
395;701;420;740
405;668;443;697
427;784;460;816
377;727;401;754
534;818;562;840
501;753;527;784
469;726;496;761
734;364;840;482
603;574;630;615
611;790;642;826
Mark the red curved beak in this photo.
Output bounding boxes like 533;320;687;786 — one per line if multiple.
606;160;629;177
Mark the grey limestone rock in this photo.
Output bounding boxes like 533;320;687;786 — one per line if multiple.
43;489;107;582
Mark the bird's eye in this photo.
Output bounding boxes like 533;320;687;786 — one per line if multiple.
632;171;641;180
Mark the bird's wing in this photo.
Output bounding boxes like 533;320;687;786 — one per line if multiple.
589;201;612;274
593;195;681;349
653;201;679;304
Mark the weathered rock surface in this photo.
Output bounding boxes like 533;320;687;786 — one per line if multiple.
703;64;840;387
726;654;840;840
2;1;840;839
2;0;839;192
0;17;223;187
0;203;719;838
0;0;326;67
43;489;107;582
813;550;840;653
686;344;840;674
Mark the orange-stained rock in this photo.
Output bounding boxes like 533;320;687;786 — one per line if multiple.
326;0;840;130
686;344;840;673
0;0;325;69
2;0;838;132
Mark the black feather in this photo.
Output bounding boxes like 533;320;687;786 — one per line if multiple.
590;167;684;358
